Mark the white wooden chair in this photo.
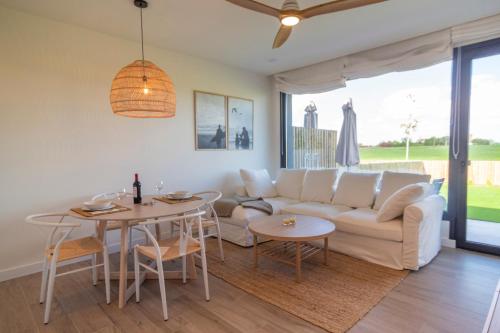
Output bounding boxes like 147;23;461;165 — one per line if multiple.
134;211;210;321
26;213;110;324
170;191;224;261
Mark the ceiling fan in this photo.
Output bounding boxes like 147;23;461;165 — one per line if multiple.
226;0;386;48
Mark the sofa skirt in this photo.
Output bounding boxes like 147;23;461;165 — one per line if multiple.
311;231;404;270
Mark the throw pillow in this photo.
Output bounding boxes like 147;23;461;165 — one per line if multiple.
373;171;431;210
275;169;307;200
376;182;433;222
239;169;277;198
332;172;380;208
300;169;337;203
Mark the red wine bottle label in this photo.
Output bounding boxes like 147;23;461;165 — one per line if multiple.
133;187;137;198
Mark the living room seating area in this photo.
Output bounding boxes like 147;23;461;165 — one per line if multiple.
221;169;445;270
2;0;500;332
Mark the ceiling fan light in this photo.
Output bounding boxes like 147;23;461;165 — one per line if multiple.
281;15;300;26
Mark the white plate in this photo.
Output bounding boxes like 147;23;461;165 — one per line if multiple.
166;191;192;200
83;200;114;211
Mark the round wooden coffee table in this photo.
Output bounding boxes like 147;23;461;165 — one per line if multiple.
249;214;335;282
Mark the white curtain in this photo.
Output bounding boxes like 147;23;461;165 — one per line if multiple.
273;13;500;95
343;30;451;81
273;57;346;94
452;14;500;47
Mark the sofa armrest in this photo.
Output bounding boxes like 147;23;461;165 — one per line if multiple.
402;195;446;270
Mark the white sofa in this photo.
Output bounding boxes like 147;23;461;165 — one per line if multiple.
219;169;446;271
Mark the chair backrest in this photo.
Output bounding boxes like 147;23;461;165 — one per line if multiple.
25;213;81;254
139;211;206;257
193;191;222;205
193;191;222;219
25;213;80;228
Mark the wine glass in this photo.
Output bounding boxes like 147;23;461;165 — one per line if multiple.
154;180;165;196
117;188;127;200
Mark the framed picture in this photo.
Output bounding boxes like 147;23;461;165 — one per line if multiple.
228;97;254;150
194;91;227;150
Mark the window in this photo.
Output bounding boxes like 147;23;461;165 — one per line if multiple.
281;61;453;197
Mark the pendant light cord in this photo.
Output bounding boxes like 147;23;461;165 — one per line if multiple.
140;6;146;80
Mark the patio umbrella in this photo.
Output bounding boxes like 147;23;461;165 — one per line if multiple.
335;100;360;168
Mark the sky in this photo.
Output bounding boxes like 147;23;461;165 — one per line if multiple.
292;56;500;146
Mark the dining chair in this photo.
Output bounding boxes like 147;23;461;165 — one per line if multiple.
25;213;110;324
134;211;210;321
170;191;224;261
92;192;160;249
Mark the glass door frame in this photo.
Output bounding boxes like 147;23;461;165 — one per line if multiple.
450;37;500;255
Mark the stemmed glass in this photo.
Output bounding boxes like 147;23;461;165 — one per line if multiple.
117;188;127;200
154;180;165;197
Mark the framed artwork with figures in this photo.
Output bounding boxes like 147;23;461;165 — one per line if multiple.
194;91;227;150
228;97;254;150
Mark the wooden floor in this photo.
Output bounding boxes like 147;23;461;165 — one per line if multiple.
1;246;499;333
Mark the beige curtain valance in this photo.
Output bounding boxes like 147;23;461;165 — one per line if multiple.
452;14;500;47
273;57;346;94
274;13;500;95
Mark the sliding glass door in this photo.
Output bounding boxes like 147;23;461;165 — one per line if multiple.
451;38;500;255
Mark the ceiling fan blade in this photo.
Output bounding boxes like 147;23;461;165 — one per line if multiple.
300;0;386;19
273;25;293;49
225;0;281;18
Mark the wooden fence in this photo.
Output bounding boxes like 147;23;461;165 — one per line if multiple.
291;127;337;169
359;160;500;185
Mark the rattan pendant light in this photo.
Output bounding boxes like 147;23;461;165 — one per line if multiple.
110;0;175;118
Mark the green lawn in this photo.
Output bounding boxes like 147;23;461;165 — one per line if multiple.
359;145;500;161
358;144;500;222
440;184;500;223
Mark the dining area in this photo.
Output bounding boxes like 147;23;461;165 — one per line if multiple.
25;186;225;324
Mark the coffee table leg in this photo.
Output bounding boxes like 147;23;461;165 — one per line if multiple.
253;235;258;268
324;237;329;265
296;241;302;282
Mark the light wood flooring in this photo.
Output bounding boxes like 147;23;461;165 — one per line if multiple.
1;246;499;333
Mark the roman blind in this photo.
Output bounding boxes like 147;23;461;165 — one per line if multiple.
274;13;500;94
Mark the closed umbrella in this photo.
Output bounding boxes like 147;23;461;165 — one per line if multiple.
335;100;360;168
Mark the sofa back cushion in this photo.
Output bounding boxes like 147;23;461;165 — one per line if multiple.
376;182;433;222
373;171;431;210
239;169;277;198
332;172;380;208
300;169;337;203
275;169;307;200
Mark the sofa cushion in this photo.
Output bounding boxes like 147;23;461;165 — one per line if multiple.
377;182;434;222
282;202;352;220
275;169;307;200
331;208;403;242
300;169;337;203
373;171;431;210
240;169;277;198
332;172;380;208
263;196;300;215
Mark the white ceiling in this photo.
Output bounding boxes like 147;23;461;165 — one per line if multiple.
2;0;500;74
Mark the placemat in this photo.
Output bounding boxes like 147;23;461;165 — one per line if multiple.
71;203;131;217
153;196;202;204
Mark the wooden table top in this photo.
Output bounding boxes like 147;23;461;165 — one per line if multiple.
68;195;206;221
248;214;335;241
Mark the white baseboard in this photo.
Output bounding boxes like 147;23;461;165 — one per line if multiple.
0;234;154;283
442;237;456;248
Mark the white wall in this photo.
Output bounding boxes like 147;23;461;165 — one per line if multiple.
0;6;278;280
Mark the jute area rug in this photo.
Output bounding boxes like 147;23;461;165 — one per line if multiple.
205;240;408;333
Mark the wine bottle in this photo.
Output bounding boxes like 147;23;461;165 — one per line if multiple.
133;173;142;204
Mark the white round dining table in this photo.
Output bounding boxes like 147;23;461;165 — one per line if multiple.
68;195;206;308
